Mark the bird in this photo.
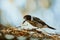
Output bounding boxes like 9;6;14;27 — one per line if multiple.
22;15;56;30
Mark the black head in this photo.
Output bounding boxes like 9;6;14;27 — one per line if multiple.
24;15;31;21
23;15;31;24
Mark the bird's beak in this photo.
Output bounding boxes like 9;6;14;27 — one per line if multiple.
22;20;26;24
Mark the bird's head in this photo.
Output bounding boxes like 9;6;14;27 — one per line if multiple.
22;15;31;24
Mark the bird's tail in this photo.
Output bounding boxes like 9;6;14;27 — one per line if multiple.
47;25;56;30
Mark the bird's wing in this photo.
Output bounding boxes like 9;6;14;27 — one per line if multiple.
33;17;46;25
33;17;56;30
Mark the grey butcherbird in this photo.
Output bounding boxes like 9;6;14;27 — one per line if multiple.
22;15;56;30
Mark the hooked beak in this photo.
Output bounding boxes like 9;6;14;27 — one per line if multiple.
22;20;26;24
